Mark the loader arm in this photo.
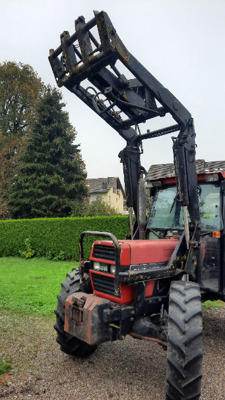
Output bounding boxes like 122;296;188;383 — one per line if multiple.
49;10;201;275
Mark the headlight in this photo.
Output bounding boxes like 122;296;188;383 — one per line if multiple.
110;265;116;275
93;261;101;271
205;173;219;182
93;262;109;273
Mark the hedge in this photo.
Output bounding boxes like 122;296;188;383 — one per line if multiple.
0;216;130;261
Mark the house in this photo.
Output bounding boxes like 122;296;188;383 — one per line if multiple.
86;177;125;214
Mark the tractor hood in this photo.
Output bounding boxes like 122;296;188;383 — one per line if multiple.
90;239;178;266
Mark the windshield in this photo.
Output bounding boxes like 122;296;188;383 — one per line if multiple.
147;183;221;232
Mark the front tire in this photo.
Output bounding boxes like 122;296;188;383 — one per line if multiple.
166;281;203;400
54;268;97;357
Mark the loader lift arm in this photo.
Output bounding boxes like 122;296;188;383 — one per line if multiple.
49;10;201;276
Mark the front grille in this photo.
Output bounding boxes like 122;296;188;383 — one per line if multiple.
92;273;120;297
93;245;115;261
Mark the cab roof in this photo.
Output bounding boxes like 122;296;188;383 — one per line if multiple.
147;159;225;181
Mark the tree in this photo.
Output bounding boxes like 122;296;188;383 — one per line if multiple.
0;130;26;219
0;62;43;137
0;62;44;218
8;87;87;219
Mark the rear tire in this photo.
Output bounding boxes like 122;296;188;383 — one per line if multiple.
54;268;97;357
166;281;203;400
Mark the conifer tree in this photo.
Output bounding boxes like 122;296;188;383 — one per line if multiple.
8;87;87;218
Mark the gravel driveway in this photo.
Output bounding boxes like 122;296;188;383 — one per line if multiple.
0;306;224;400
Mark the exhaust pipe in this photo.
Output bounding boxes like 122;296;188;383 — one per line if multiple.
137;172;146;240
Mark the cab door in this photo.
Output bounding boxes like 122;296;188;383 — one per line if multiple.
199;182;222;293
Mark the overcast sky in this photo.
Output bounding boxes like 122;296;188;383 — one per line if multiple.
1;0;225;184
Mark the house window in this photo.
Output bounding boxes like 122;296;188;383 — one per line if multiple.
90;195;95;203
108;196;111;203
97;194;102;201
113;187;116;193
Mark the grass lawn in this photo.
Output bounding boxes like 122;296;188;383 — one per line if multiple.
202;299;224;309
0;257;78;316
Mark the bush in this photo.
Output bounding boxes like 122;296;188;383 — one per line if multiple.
71;199;118;217
19;238;36;259
0;216;129;261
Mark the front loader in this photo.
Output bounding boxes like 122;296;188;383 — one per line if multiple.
49;11;225;400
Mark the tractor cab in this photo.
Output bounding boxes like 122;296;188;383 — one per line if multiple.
147;160;225;296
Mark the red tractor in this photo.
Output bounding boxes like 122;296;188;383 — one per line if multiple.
49;11;225;400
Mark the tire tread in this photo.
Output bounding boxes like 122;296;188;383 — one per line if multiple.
166;281;203;400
